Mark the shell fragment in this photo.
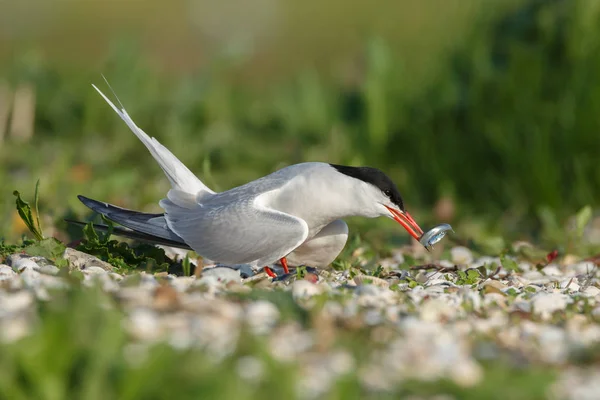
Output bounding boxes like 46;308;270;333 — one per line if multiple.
419;223;454;250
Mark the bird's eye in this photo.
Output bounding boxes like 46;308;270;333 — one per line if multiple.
384;190;392;197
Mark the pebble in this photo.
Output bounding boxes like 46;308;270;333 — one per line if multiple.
542;265;563;276
39;265;60;275
0;265;17;281
292;280;325;300
245;300;280;335
451;246;473;265
201;266;242;283
353;274;389;288
531;293;572;319
126;309;162;341
0;240;599;397
10;257;40;272
63;248;113;271
236;356;265;382
0;291;34;315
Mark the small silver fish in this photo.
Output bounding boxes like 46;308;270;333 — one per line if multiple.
419;223;454;250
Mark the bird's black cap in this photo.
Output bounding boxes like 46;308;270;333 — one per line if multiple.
330;164;405;211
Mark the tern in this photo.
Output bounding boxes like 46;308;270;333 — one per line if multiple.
73;84;425;277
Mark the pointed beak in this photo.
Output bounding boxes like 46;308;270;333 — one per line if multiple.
385;206;424;241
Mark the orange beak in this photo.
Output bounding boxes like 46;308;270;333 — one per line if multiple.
385;206;424;241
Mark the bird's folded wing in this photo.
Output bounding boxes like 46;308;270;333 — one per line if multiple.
160;191;309;266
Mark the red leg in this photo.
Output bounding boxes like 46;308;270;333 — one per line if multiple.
264;266;277;278
280;257;290;274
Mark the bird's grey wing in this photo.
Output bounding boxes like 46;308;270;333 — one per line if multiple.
160;190;309;266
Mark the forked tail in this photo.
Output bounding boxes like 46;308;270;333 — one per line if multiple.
70;195;190;249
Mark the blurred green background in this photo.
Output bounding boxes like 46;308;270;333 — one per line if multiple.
1;0;600;246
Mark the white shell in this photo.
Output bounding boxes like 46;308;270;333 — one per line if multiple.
419;223;454;249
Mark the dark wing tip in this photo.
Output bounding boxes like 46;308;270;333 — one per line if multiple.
77;194;95;205
64;218;86;226
77;195;111;212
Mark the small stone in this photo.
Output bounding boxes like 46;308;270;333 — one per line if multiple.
561;254;581;266
201;267;241;283
195;275;224;291
560;279;580;291
582;286;600;297
20;268;41;287
39;275;68;290
353;275;389;288
39;265;60;275
245;300;280;335
354;284;383;297
83;266;109;275
450;360;483;387
482;280;508;295
572;262;596;275
63;248;113;271
451;247;473;265
0;291;34;314
414;271;430;284
482;293;507;308
126;309;161;341
0;265;17;282
10;257;40;272
292;280;324;300
391;250;405;264
225;281;252;293
541;265;562;276
420;298;457;322
522;270;545;280
0;316;31;342
511;300;532;313
531;292;571;319
139;272;158;289
537;326;568;364
153;285;180;311
236;356;265;382
170;276;195;293
517;262;532;271
109;272;124;281
6;254;55;269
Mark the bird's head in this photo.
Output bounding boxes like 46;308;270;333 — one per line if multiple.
330;164;424;241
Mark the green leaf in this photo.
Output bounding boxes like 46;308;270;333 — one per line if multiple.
408;279;419;289
500;254;520;272
34;179;42;236
13;190;44;241
1;239;25;259
477;265;488;278
76;223;176;273
575;205;593;238
456;269;481;285
182;254;192;276
371;265;385;277
83;222;101;245
24;238;68;268
467;269;481;282
99;215;115;243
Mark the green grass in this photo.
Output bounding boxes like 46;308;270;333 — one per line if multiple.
1;0;600;245
0;284;560;400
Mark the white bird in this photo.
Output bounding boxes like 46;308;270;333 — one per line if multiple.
73;83;425;277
